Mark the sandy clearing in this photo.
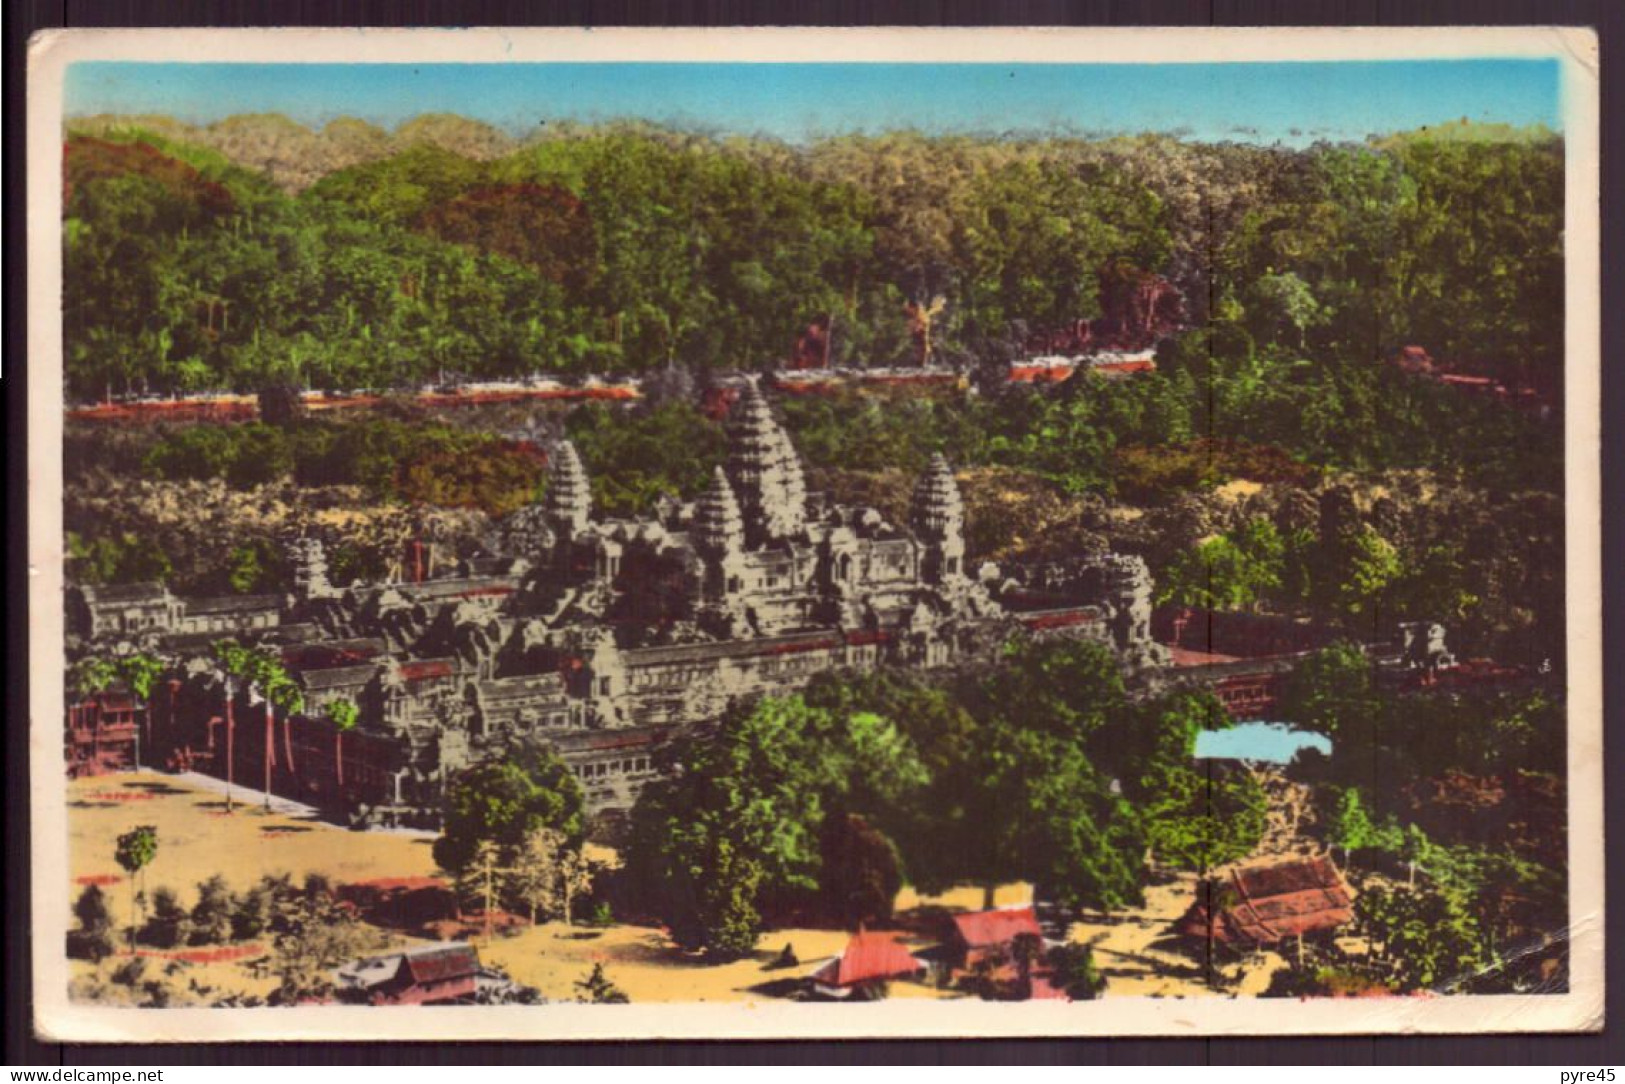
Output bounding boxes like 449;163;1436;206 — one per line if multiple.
67;772;441;931
66;772;1284;1005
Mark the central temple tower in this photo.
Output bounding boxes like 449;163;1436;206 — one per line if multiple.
724;379;808;547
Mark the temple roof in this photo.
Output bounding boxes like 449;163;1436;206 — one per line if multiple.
726;380;807;544
693;466;744;553
546;439;592;531
910;453;965;538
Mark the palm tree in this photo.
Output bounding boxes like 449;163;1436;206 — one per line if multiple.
114;826;158;953
244;650;303;812
115;653;164;770
210;641;254;813
324;699;359;794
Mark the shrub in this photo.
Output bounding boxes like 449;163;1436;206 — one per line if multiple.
189;875;236;945
110;956;149;988
143;886;191;949
1046;943;1106;1001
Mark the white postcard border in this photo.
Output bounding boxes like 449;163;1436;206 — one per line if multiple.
26;25;1603;1042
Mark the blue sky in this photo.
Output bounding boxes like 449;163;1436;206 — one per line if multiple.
64;59;1560;145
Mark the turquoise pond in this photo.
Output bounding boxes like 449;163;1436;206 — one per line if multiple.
1192;722;1332;765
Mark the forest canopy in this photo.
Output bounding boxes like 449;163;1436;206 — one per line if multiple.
63;116;1563;404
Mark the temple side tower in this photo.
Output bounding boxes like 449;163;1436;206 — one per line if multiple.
910;453;967;586
545;440;592;541
693;466;745;557
289;536;340;601
725;380;807;547
692;467;751;636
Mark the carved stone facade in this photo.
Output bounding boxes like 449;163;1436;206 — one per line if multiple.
67;383;1167;827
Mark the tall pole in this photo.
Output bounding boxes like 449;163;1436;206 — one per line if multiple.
223;677;235;814
264;699;275;812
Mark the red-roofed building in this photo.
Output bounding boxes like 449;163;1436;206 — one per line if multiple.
1176;856;1354;948
335;943;481;1005
944;906;1045;969
809;930;925;996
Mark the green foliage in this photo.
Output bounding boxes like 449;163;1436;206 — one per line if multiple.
956;157;1169;337
1325;787;1400;867
1046;942;1106;1001
1357;882;1485;992
117;654;165;704
1158;517;1285;611
70;656;122;700
573;963;630;1004
978;637;1127;745
1279;642;1378;739
63;125;1564;445
1140;763;1268;873
623;694;928;955
115;825;159;878
432;746;585;875
224;539;283;595
819;813;904;928
68;531;173;587
565;402;726;516
1008;731;1148;911
1325;526;1404;620
325;698;360;732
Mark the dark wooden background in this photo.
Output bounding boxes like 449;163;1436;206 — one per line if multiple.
6;0;1619;1065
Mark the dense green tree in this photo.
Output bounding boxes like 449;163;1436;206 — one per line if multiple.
819;813;904;928
1357;882;1485;992
432;746;585;875
623;694;926;955
1158;517;1285;612
1046;942;1106;1001
1278;642;1379;739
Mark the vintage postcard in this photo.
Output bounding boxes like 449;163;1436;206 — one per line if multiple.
26;26;1601;1041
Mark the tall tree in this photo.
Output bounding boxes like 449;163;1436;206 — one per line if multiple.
114;825;159;953
242;649;303;811
432;746;584;875
506;825;593;927
116;653;165;770
209;640;256;813
456;840;509;944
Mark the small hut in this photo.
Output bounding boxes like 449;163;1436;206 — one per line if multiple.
1177;856;1354;949
944;905;1045;970
335;943;481;1005
808;930;925;998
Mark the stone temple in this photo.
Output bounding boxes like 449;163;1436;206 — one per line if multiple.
68;382;1166;827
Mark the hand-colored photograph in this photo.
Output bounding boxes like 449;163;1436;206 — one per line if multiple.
27;27;1601;1041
